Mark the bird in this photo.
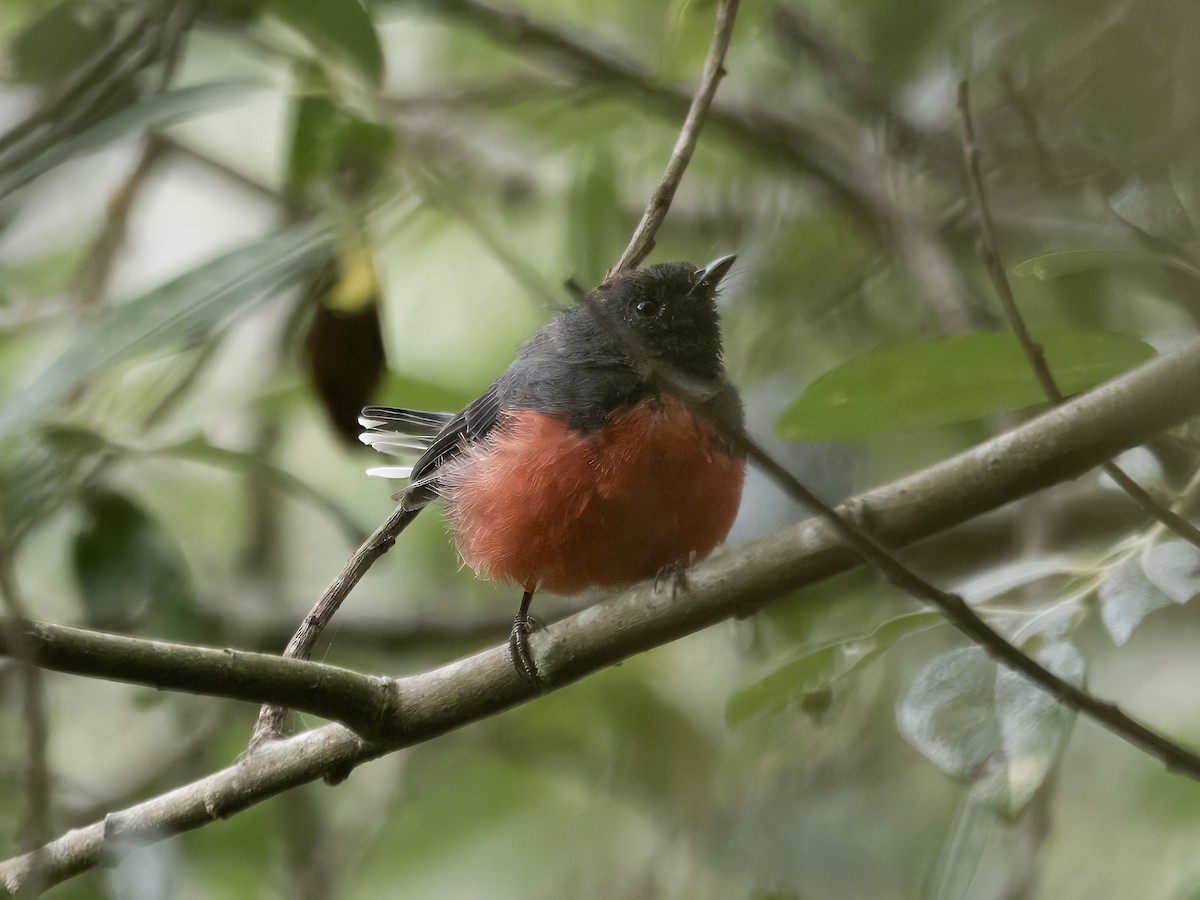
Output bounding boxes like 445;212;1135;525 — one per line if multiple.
358;255;746;685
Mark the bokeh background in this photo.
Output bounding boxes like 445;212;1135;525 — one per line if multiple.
3;0;1200;897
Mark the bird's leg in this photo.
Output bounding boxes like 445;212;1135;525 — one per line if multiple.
654;550;699;598
509;589;543;688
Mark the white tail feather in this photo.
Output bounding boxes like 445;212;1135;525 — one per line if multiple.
366;466;414;479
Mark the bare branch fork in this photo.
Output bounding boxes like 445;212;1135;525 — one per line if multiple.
956;80;1200;551
5;339;1200;894
248;506;418;746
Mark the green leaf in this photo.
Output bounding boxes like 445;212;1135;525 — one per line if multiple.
0;222;328;439
897;642;1083;814
284;83;394;203
726;611;940;725
1098;556;1176;646
284;83;334;200
72;489;202;639
726;645;839;726
1142;540;1200;605
1109;176;1195;242
200;0;266;26
4;0;113;84
1099;542;1200;647
777;330;1156;440
266;0;384;85
3;81;261;194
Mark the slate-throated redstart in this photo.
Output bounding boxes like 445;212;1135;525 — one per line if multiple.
358;255;745;683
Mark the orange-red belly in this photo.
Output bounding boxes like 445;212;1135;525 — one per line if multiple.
441;396;745;594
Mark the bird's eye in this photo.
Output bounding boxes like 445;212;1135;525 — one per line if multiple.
635;299;659;316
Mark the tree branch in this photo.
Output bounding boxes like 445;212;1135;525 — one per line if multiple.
0;619;398;741
4;338;1200;894
957;80;1200;551
76;136;168;310
248;506;420;747
609;0;741;273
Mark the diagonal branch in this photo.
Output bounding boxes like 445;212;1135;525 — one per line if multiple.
248;506;420;747
957;80;1200;551
5;338;1200;895
609;0;741;274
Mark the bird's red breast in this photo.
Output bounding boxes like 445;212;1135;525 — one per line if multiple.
440;394;745;595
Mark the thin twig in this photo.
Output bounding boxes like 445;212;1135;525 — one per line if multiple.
248;506;420;747
768;7;993;332
155;134;282;203
576;288;1200;781
76;136;168;309
609;0;741;274
957;80;1200;551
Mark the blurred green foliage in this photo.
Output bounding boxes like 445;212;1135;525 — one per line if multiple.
3;0;1200;897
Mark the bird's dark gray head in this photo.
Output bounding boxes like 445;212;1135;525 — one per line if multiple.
587;255;735;380
494;255;737;431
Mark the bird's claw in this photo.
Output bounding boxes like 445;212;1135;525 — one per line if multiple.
655;551;698;597
509;611;544;690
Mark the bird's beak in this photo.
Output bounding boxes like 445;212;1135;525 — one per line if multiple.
690;254;736;295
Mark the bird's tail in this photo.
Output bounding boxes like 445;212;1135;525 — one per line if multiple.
358;405;456;478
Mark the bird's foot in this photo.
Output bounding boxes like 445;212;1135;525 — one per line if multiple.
655;551;698;598
509;608;544;690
